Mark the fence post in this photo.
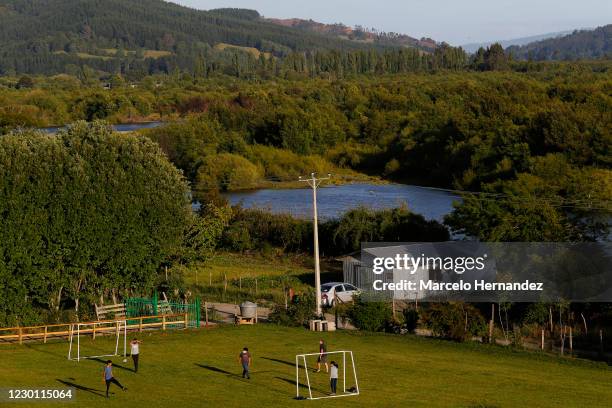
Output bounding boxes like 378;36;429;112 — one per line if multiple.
43;326;48;344
185;312;189;329
541;329;545;350
196;298;201;328
139;317;143;332
162;315;166;331
204;302;209;327
18;327;22;345
92;323;96;340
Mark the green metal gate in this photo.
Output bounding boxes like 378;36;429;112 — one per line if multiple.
125;294;200;328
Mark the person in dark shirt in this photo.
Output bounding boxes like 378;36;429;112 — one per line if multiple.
103;360;127;398
238;347;252;379
316;339;328;373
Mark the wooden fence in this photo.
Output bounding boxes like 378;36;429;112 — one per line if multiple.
0;313;193;345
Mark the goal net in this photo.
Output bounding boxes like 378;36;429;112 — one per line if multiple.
68;320;127;362
295;350;359;400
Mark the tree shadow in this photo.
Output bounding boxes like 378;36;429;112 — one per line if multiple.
24;343;64;358
294;271;341;286
56;378;106;398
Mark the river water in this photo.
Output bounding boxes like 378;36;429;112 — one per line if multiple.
40;121;163;134
223;183;461;222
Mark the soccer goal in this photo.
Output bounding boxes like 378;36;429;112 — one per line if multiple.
295;350;359;400
67;320;127;362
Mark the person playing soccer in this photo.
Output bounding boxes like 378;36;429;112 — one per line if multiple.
130;337;142;373
103;360;127;398
329;361;339;395
316;339;328;373
238;347;252;379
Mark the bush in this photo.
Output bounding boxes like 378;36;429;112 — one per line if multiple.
348;296;393;332
268;290;316;327
421;303;486;342
196;153;262;192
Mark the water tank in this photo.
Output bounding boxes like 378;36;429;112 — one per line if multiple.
240;301;257;318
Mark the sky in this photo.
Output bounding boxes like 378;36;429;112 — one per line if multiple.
174;0;611;45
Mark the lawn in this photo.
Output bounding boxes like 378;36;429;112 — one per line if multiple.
1;324;611;407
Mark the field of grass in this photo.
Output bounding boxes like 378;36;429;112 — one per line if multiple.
2;324;611;407
214;43;272;59
181;252;341;305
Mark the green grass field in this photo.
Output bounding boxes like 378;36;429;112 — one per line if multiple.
2;325;611;407
183;253;341;305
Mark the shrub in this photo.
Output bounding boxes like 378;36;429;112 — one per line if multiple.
269;290;316;327
421;303;486;342
195;153;262;191
348;296;393;332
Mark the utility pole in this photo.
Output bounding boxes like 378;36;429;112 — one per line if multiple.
299;173;330;318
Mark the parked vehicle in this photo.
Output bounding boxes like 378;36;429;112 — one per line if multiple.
320;282;360;307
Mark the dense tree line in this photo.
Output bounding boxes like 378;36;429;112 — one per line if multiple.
0;122;191;325
1;65;608;238
220;206;449;256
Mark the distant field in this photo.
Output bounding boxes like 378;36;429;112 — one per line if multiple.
214;43;272;59
53;49;172;60
181;252;341;305
1;325;611;407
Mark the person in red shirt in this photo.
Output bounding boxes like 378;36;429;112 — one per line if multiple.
238;347;252;379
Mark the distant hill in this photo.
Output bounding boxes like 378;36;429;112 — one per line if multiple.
0;0;368;75
462;30;575;54
507;25;611;60
265;17;438;52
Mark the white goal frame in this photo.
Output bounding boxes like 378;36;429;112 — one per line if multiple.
295;350;359;400
68;320;127;362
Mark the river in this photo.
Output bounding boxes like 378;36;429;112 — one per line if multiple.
40;121;164;134
223;183;461;222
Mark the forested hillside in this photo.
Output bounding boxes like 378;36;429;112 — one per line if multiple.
0;0;368;75
508;25;611;60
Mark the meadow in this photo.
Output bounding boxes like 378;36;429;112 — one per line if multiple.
182;252;341;305
2;324;611;407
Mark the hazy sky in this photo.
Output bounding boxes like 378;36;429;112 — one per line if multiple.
174;0;611;45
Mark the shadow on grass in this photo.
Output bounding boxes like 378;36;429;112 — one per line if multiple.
275;376;327;395
196;364;291;397
24;343;64;358
56;379;106;398
261;356;295;367
194;364;242;379
294;270;341;286
91;357;132;372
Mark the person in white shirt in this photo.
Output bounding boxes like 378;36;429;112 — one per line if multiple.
130;338;142;373
329;361;339;395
